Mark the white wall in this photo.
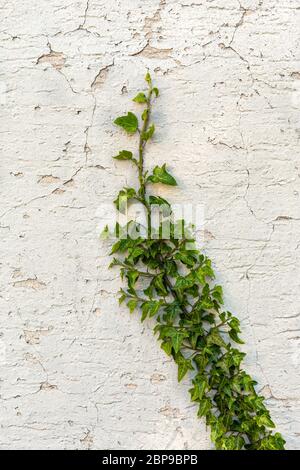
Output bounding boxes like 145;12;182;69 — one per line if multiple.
0;0;299;449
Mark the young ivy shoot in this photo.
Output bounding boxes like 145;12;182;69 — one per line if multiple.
105;72;285;450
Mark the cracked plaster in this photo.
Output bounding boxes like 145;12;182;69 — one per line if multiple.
0;0;299;450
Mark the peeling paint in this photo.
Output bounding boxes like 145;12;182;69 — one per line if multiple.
37;51;66;71
13;278;46;291
38;175;61;185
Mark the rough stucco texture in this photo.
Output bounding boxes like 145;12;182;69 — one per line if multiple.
0;0;299;450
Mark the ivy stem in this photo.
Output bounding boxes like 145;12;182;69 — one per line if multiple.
156;252;191;318
137;85;153;239
138;87;152;200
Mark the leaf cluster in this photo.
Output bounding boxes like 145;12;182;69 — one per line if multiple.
108;72;285;450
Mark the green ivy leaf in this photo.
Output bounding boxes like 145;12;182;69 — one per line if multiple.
195;261;215;284
211;418;226;442
147;164;177;186
175;353;193;382
133;92;148;103
114;187;137;213
110;238;133;254
127;299;137;313
159;327;189;354
211;285;223;304
230;349;246;368
114;112;138;134
190;376;208;401
178;362;190;381
100;224;109;240
174;251;196;268
194;354;209;373
128;246;144;261
239;372;257;392
152;87;159;97
145;71;152;85
118;292;126;305
164;260;178;277
113;150;134;161
141;300;162;322
149;195;171;216
143;283;155;299
153;273;168;296
142;123;155;141
229;328;244;345
189;325;204;349
256;414;276;428
197;398;212;417
126;270;139;290
207;328;227;349
256;433;286;450
161;340;172;356
166;327;183;348
194;267;206;285
142;109;148;121
174;275;194;291
219;435;245;450
229;317;241;332
164;301;182;323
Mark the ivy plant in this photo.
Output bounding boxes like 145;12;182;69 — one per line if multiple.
105;72;285;450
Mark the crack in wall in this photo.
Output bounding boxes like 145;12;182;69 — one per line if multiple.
91;62;114;90
131;43;173;59
79;0;90;30
131;0;170;58
36;40;78;94
84;97;97;163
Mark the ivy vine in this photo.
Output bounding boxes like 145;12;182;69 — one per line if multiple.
104;72;286;450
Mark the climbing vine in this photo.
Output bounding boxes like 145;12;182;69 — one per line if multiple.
104;73;285;450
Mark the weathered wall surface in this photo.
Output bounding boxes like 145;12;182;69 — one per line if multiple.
0;0;299;450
